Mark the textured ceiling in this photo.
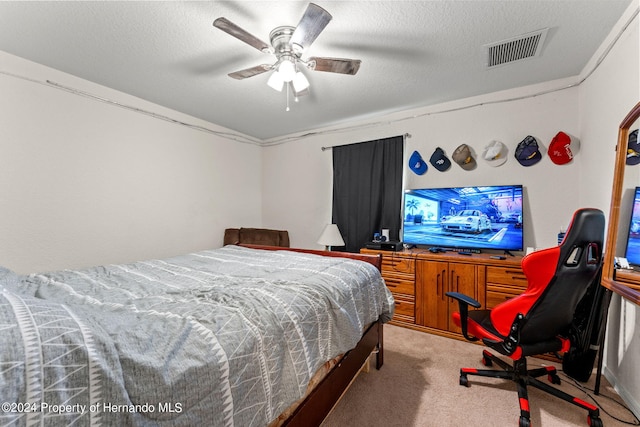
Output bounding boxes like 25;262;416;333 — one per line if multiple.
0;1;633;141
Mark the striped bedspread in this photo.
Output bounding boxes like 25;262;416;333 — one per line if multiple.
0;245;394;426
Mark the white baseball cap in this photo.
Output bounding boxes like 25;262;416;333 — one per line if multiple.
482;140;508;167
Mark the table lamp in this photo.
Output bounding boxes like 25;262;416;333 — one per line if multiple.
317;224;345;251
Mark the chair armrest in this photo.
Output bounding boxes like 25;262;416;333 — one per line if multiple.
446;292;481;342
446;291;482;308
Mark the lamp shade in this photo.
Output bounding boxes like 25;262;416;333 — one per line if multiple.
292;71;310;92
267;71;284;91
317;224;345;249
278;59;296;82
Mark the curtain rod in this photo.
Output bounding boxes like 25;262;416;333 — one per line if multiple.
321;133;411;151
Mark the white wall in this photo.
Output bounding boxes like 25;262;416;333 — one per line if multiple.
577;1;640;416
0;51;262;274
262;118;410;248
263;77;583;251
263;3;639;253
578;2;640;214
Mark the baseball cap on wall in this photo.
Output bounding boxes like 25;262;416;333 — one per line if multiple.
429;147;452;171
408;150;428;175
626;129;640;165
549;131;580;165
482;140;508;167
515;135;542;166
452;144;476;171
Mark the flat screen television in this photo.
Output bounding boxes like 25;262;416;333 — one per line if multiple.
624;186;640;266
402;185;524;252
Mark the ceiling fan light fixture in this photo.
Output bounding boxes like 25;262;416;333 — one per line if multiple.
278;59;296;82
214;3;361;108
292;71;310;92
267;70;285;91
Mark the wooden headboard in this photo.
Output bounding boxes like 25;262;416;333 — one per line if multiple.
238;244;382;271
224;228;290;247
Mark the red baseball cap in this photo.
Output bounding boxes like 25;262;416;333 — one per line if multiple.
549;132;580;165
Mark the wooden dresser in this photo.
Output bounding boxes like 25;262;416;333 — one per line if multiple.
361;248;525;341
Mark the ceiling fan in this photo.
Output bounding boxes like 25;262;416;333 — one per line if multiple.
213;3;361;96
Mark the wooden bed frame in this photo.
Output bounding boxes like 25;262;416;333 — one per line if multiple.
239;244;385;427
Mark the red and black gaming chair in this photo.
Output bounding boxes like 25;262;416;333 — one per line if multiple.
447;208;605;427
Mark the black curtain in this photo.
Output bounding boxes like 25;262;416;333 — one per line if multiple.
332;135;404;253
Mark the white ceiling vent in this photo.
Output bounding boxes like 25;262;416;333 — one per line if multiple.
485;28;549;68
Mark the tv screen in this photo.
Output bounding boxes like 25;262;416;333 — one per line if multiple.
624;187;640;266
402;185;524;252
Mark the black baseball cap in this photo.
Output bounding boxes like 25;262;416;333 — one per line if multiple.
626;129;640;165
515;135;542;166
429;147;452;172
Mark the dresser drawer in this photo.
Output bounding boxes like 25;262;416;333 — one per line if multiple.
383;275;415;295
486;284;524;308
393;295;415;319
486;291;518;308
381;257;415;275
486;266;527;286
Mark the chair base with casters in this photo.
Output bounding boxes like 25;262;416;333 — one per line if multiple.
458;347;601;427
448;294;604;427
447;208;607;427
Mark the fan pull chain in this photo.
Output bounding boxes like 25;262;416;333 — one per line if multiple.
286;83;290;112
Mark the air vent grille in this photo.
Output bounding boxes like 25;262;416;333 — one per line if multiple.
485;28;548;68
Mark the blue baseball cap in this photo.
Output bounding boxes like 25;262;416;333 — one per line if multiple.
409;150;428;175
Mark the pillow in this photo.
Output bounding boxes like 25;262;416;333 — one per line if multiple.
0;265;20;292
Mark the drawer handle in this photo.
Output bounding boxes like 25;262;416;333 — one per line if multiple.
504;269;526;276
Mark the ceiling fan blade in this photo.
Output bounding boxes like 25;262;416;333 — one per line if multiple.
290;3;332;52
213;17;271;53
308;57;361;75
228;64;272;80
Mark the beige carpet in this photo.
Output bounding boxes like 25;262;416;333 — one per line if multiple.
321;324;638;427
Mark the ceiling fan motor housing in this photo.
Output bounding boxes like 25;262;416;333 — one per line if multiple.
270;26;303;60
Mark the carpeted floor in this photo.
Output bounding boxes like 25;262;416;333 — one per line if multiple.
321;324;639;427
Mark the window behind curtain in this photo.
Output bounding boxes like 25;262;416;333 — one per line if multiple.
332;135;404;253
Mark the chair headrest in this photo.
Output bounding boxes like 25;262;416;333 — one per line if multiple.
560;208;605;265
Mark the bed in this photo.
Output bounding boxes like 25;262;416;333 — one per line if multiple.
0;244;394;427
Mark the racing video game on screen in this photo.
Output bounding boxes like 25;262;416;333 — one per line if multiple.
403;185;523;251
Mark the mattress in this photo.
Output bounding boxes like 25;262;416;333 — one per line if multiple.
0;245;394;426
